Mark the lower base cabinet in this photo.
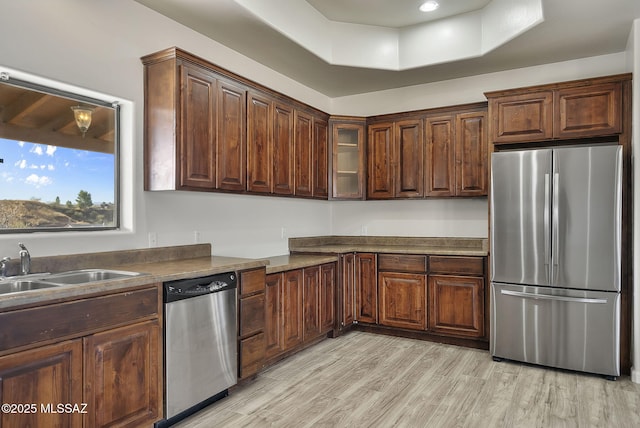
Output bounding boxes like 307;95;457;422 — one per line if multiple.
379;272;427;330
352;253;486;342
0;340;83;428
265;263;336;362
84;320;161;428
238;268;267;380
0;285;162;428
428;275;484;338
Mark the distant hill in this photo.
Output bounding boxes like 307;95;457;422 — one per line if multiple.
0;200;113;229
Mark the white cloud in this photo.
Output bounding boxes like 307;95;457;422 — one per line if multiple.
46;145;57;156
18;141;25;147
15;159;27;169
47;164;55;171
25;174;52;188
30;145;43;156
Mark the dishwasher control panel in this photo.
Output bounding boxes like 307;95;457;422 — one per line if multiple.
164;272;236;302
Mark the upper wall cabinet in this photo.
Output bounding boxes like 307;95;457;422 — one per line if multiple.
367;103;488;200
485;74;629;145
142;49;246;192
425;109;487;197
142;47;329;199
330;117;366;200
367;118;424;199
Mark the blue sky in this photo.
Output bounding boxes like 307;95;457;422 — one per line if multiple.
0;138;115;204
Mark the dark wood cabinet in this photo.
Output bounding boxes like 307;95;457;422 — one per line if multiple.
238;268;266;379
428;256;485;338
425;115;455;196
330;118;366;199
425;109;487;197
179;63;217;189
486;75;627;144
355;253;377;324
313;118;330;198
379;271;427;330
265;272;284;359
0;284;163;427
295;110;313;197
273;103;295;195
341;253;356;328
303;265;320;340
378;254;428;331
367;122;395;199
247;91;273;193
554;82;622;138
395;119;424;198
266;263;335;361
367;119;425;199
486;91;553;144
320;263;336;333
265;269;303;359
84;320;161;428
217;80;247;191
0;340;83;428
456;110;488;196
142;49;247;192
428;275;484;338
282;269;303;349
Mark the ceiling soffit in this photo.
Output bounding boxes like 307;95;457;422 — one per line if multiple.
233;0;544;71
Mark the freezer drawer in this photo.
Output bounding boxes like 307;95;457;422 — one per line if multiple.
490;282;620;377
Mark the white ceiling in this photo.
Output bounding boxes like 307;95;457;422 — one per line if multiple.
306;0;492;27
134;0;640;97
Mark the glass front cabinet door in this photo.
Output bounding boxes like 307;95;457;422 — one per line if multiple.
330;117;366;199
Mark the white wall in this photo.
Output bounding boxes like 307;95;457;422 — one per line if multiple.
0;0;632;260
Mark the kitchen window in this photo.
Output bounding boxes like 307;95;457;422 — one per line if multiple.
0;72;120;233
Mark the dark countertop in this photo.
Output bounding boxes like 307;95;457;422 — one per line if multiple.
0;236;487;310
289;236;488;256
264;254;339;274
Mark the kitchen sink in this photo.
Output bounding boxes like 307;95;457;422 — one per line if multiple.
0;269;145;294
0;280;58;294
44;269;145;285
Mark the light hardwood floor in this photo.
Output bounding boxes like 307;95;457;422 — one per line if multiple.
175;331;640;427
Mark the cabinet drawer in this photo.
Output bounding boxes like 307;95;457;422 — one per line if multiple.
0;287;159;353
378;254;427;273
239;332;265;379
240;268;266;296
239;293;265;337
429;256;484;276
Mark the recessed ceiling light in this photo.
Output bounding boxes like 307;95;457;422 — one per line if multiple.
419;1;440;12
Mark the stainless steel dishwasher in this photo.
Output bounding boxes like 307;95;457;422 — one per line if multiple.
162;272;237;424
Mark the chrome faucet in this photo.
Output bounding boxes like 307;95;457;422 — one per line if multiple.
19;243;30;275
0;257;10;278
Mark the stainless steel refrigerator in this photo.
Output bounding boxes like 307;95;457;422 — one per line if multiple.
490;144;622;378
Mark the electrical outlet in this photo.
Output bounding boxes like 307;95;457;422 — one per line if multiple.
281;227;287;239
194;230;201;243
361;225;368;235
148;232;157;247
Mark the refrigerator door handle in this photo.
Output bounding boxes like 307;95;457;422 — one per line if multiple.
544;173;550;279
552;172;560;281
500;289;608;304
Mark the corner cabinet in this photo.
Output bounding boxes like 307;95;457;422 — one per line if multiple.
330;117;366;199
485;74;629;144
142;48;246;191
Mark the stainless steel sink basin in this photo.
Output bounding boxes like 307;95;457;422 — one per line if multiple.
0;269;144;294
0;279;58;294
44;269;144;285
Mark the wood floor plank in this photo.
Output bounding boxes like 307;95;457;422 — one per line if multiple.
174;332;640;428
